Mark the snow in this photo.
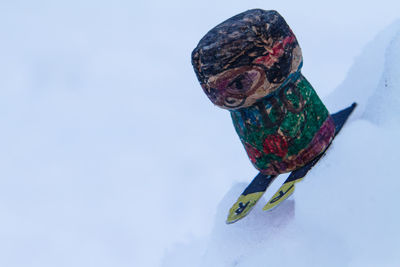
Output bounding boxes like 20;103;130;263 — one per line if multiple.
1;1;400;267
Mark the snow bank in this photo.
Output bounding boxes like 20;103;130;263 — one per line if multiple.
365;27;400;127
325;19;400;121
162;20;400;267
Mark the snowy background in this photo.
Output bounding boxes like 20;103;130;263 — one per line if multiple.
1;1;400;267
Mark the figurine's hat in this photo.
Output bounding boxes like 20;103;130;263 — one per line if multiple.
192;9;303;109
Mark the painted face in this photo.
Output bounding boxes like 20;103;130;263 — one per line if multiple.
204;65;267;109
202;42;302;109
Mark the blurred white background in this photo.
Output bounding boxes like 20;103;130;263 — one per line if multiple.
0;1;399;266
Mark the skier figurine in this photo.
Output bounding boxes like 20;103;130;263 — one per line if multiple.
191;9;356;223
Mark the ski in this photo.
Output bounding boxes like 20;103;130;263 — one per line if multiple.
262;102;357;211
226;102;357;224
226;173;277;224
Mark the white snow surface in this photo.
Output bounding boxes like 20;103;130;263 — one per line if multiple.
163;19;400;267
1;2;400;267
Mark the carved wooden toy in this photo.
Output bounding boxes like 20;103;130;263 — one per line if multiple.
192;9;357;223
192;9;335;175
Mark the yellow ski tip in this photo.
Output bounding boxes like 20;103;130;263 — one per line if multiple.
263;181;296;211
226;192;264;224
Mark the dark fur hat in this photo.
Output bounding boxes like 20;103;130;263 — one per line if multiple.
192;9;303;109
